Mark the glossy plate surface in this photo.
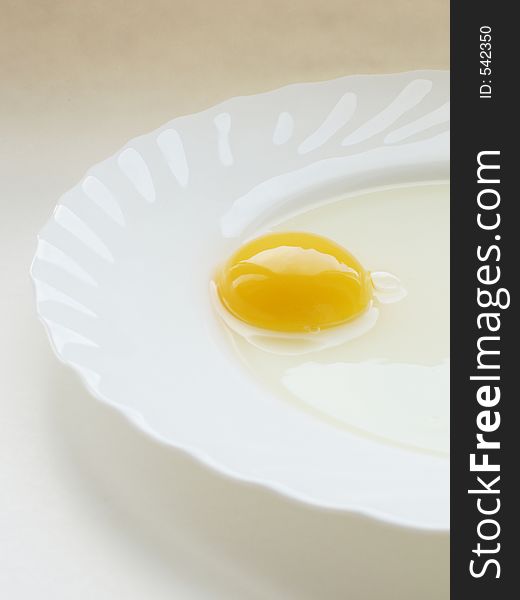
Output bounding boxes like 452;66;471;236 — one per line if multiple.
31;71;450;529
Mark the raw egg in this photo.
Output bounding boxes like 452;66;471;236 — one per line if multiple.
218;183;449;453
216;232;373;333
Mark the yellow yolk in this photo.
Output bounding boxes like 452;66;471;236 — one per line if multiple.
216;232;373;333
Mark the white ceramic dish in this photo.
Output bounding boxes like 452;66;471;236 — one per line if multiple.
31;71;449;530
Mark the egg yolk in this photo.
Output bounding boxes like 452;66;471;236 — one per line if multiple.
216;232;373;333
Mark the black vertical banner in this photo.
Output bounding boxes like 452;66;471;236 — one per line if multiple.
451;2;516;598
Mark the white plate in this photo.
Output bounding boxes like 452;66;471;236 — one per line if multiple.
31;71;449;530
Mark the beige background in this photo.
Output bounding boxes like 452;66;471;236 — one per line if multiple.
1;1;449;598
